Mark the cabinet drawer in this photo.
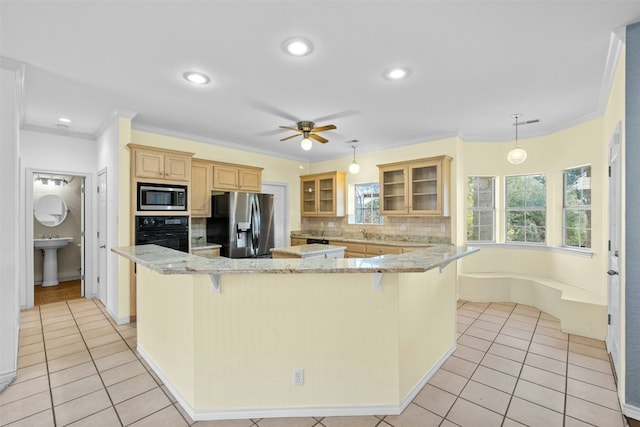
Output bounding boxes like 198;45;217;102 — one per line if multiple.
366;244;403;255
334;241;366;254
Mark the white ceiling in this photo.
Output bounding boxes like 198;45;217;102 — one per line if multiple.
1;1;639;162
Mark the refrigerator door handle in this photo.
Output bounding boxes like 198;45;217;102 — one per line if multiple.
250;196;261;253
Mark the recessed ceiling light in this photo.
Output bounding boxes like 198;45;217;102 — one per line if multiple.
183;71;210;85
58;117;72;124
282;37;313;56
383;67;411;80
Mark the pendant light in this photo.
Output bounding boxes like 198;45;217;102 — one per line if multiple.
507;113;527;165
348;145;360;174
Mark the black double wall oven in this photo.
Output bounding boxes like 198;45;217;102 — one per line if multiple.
135;216;189;253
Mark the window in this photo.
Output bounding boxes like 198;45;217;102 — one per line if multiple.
354;182;382;225
467;176;495;242
505;174;546;243
563;166;591;248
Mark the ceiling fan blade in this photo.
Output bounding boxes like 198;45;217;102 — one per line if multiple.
310;133;328;143
311;124;336;132
280;134;300;142
279;125;302;132
249;100;300;122
313;110;359;122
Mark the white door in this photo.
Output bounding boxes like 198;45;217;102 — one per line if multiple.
607;123;622;378
262;182;288;249
97;170;108;305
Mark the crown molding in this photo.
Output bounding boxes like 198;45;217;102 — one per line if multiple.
95;108;138;138
21;123;95;141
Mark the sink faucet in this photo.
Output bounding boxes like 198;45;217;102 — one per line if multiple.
48;233;53;239
360;229;369;240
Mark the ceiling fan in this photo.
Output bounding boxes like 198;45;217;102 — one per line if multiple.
279;121;337;150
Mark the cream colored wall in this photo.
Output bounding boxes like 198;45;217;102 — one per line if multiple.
135;267;457;414
398;264;457;397
458;118;608;295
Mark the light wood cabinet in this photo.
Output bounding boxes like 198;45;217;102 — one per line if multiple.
365;244;403;256
132;146;191;182
191;247;220;258
378;155;451;216
191;160;212;217
212;162;262;192
290;237;307;246
300;171;346;217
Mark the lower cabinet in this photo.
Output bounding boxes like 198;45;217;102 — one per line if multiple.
191;247;220;258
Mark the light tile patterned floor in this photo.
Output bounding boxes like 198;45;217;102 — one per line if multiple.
0;299;627;426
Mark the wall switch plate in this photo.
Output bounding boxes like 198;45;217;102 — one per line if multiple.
327;222;335;228
441;224;446;233
293;369;304;386
398;223;407;231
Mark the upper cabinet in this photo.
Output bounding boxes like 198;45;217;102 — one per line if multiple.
212;162;262;192
378;155;452;216
191;160;213;217
300;171;346;217
131;145;192;182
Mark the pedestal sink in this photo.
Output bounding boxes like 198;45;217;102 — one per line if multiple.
34;237;73;286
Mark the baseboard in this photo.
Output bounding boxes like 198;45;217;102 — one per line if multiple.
34;274;82;285
623;401;640;421
106;306;130;325
137;343;457;422
0;370;17;393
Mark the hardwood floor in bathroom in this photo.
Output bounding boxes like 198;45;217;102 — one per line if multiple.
33;279;81;305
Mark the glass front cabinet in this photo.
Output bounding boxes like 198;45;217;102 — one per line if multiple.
378;156;452;216
300;171;346;217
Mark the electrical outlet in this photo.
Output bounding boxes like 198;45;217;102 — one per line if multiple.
398;223;407;231
293;369;304;386
327;222;335;228
441;224;446;233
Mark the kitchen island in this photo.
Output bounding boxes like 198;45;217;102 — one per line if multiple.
112;244;478;421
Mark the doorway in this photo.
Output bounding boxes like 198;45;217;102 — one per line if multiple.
29;170;87;306
262;181;289;249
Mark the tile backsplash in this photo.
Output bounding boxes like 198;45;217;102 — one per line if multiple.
299;216;451;244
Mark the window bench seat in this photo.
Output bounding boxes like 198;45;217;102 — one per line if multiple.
458;272;607;340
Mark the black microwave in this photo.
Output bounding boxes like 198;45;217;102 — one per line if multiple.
137;183;187;211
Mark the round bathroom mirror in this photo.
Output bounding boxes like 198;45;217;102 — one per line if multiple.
34;194;68;227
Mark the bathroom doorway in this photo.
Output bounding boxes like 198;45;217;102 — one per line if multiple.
31;171;86;306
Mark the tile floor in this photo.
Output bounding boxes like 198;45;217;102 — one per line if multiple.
0;298;629;427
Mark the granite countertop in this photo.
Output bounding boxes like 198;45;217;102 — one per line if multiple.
112;244;479;275
290;232;440;247
190;241;222;250
271;243;347;256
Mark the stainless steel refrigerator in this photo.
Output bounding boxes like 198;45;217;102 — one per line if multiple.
206;192;275;258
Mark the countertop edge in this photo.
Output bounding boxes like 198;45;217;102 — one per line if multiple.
112;244;479;275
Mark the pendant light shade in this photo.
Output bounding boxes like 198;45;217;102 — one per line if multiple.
348;145;360;174
507;113;527;165
507;147;527;165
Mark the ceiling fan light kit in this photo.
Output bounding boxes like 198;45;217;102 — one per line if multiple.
301;138;313;151
279;120;336;150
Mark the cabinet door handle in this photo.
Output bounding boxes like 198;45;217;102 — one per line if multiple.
607;270;619;276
